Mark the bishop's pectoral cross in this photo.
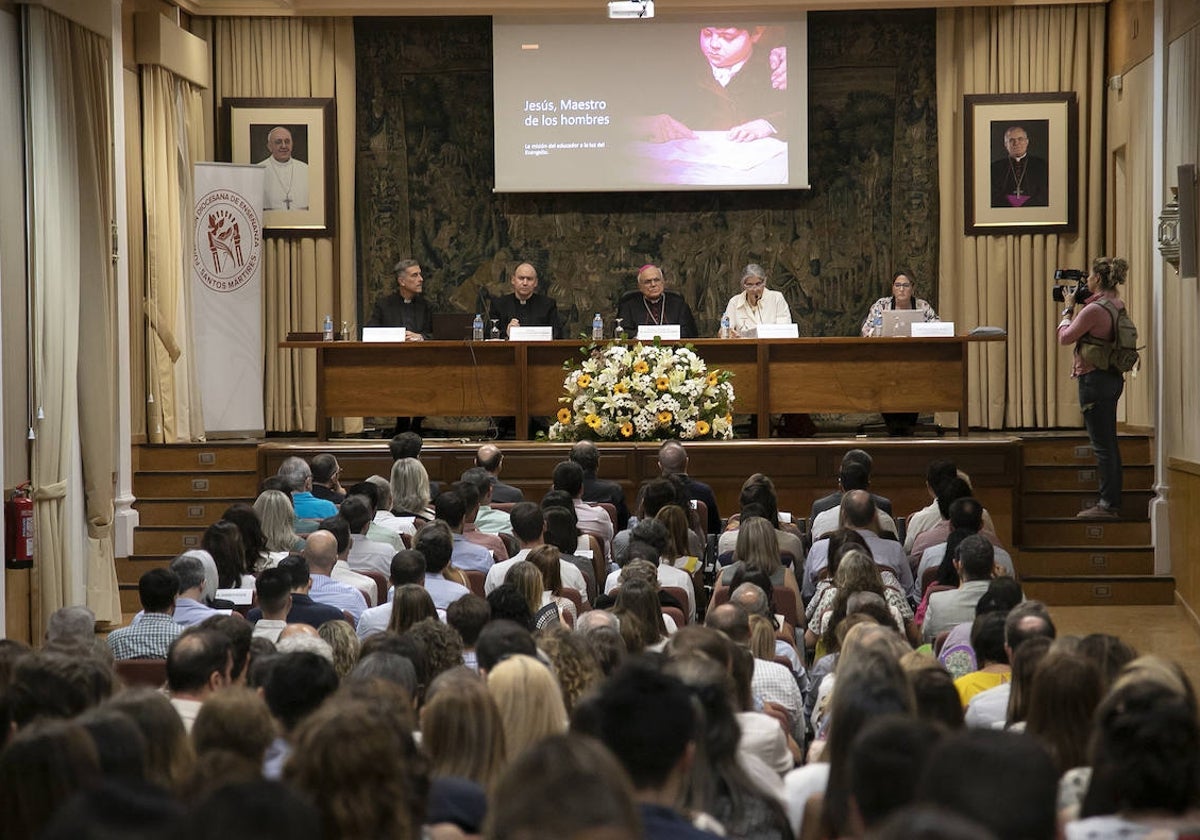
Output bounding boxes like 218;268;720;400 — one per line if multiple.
283;196;293;209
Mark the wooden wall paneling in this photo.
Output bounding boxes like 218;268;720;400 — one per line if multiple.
1169;460;1200;620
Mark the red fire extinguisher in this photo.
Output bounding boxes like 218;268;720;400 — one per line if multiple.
5;482;33;569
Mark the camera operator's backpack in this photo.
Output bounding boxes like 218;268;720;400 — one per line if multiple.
1078;299;1140;373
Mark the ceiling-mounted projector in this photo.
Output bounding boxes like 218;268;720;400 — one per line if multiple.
608;0;654;19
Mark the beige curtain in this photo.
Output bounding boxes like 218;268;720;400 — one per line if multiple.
23;6;121;634
142;66;206;442
936;5;1107;429
213;17;357;432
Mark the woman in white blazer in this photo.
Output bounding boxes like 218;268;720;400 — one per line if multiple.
721;263;793;336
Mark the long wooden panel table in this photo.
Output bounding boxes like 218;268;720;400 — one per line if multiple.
282;336;1003;440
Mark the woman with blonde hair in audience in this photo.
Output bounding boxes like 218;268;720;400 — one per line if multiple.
535;625;603;713
507;560;563;630
421;667;507;788
720;516;803;606
317;619;362;680
486;654;568;764
254;489;304;562
387;583;438;635
612;576;671;653
528;545;578;627
748;613;778;663
390;457;435;527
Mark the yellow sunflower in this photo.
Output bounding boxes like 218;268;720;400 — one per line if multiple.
657;410;673;425
577;373;593;388
706;371;720;386
632;360;650;374
695;420;710;436
656;377;671;391
724;413;733;426
585;413;602;430
620;422;634;437
557;408;572;424
614;382;629;394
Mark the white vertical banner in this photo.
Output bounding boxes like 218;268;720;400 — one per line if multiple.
191;163;265;435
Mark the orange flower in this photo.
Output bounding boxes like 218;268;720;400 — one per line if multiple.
633;360;650;374
695;420;710;436
656;377;671;391
557;408;572;424
577;373;593;388
706;371;719;386
724;413;733;426
620;422;634;437
585;413;602;429
657;410;673;425
614;382;629;394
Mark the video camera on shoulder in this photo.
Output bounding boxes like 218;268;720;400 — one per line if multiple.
1052;268;1088;302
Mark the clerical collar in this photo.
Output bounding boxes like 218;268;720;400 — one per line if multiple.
711;59;747;88
1012;154;1027;163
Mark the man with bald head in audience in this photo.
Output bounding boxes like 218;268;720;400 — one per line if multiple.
475;443;524;503
658;440;720;533
166;628;233;732
302;530;365;624
571;440;630;531
803;489;915;601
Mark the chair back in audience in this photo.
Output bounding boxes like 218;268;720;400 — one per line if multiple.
115;658;167;689
464;569;487;598
363;570;389;606
560;586;585;616
662;606;686;630
661;586;690;624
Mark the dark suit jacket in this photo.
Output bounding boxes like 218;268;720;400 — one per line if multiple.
247;593;344;628
990;154;1049;207
582;472;630;531
616;291;699;339
365;292;434;339
809;490;893;522
311;484;346;505
491;292;564;339
490;479;524;504
677;474;720;533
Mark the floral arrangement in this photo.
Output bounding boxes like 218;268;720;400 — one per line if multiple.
547;341;736;441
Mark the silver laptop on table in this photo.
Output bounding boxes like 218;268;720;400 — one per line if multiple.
880;310;925;337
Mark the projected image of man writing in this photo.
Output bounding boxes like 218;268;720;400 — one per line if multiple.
638;25;786;144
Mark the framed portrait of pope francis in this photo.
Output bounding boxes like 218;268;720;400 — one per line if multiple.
223;98;337;236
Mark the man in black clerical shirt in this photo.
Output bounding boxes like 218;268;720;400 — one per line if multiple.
490;262;563;339
615;264;699;339
990;125;1049;208
364;259;434;340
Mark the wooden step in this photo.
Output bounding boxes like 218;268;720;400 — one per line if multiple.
133;472;260;499
116;556;173;582
133;499;250;527
1021;435;1151;466
1019;490;1155;519
135;443;259;473
1022;465;1154;493
1020;519;1151;547
1015;547;1156;577
119;586;141;614
1021;575;1174;606
133;527;208;557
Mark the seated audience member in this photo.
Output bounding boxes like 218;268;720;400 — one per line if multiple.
1023;650;1103;775
203;520;253;591
247;555;344;630
917;729;1060;840
422;668;507;791
165;629;234;733
276;455;338;521
302;529;367;623
389;456;436;534
811;551;912;652
446;593;490;671
414;520;472;611
718;474;805;559
932;575;1022;678
528;545;579;626
1068;679;1200;838
535;625;604;714
614;476;696;565
905;663;966;731
0;719;102;839
309;453;345;504
719;515;802;609
253;489;305;565
196;613;253;686
460;466;512;535
809;459;899;540
475;442;524;503
5;650;114;728
453;479;509;561
921;535;997;642
351;477;405;550
488;502;589;599
475;619;538;677
553;460;615;546
109;568;182;659
658;440;721;533
387;584;438;635
315;515;378;607
404;617;464;682
186;781;321;840
905;459;960;552
434;488;495;573
250;568;291;644
103;689;192;793
356;548;427;640
487;653;569;761
317;619;361;681
573;659;723;839
544;505;597;602
804;490;915;601
731;577;806;677
908;477;1000;566
189;687;277;796
606;518;693;618
485;734;641;840
916;496;1013;582
221;502;271;573
508;561;563;630
570;440;630;530
157;553;224;627
340;494;396;578
487;583;536;631
953;612;1011;707
963;598;1055;727
611;574;674;652
1076;633;1139;693
810;449;893;522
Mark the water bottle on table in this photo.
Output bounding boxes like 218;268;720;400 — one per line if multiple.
592;313;604;341
472;313;484;341
323;314;334;341
719;315;731;339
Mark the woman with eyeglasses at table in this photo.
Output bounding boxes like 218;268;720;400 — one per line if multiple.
721;263;793;337
860;270;939;337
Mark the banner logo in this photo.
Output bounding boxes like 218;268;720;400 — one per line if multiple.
192;189;262;293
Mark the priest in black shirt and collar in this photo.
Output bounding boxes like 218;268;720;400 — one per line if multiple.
615;264;699;339
364;259;434;340
491;262;564;339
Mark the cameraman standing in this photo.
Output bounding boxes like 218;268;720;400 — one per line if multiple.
1056;257;1130;519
